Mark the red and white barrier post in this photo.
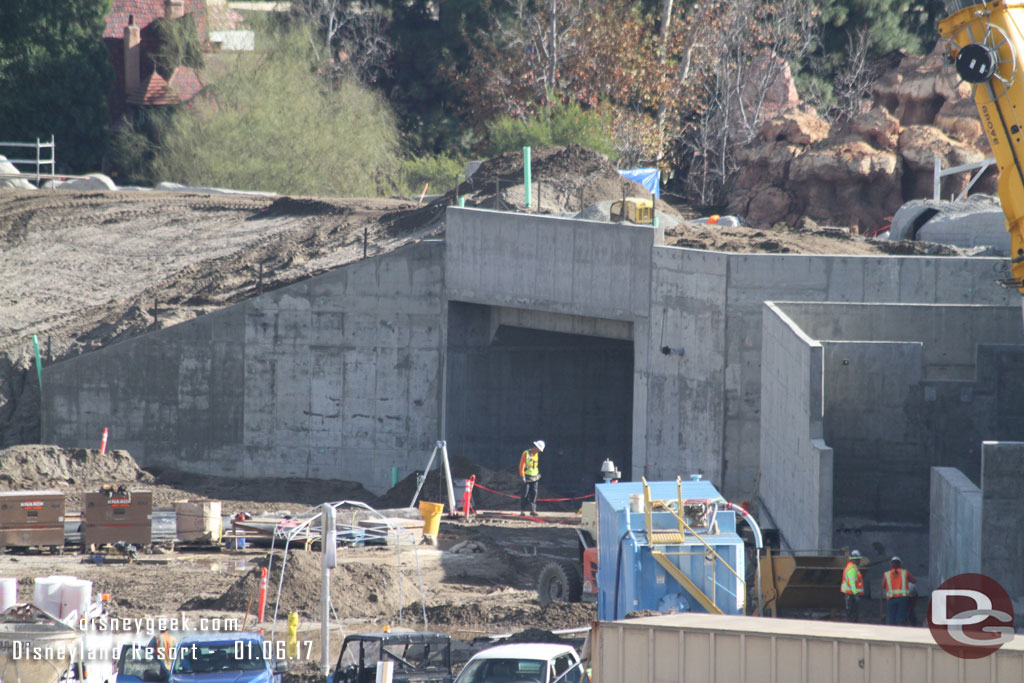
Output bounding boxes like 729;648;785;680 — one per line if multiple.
459;475;476;518
257;566;268;622
100;427;109;454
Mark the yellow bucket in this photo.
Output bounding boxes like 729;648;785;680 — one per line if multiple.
418;501;444;536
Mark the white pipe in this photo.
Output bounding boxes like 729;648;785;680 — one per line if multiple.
717;501;765;616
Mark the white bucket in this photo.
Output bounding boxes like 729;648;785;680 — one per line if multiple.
629;493;644;513
0;577;16;612
60;579;92;620
33;576;69;617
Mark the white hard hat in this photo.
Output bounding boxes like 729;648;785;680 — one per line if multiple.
533;440;545;452
850;549;861;558
891;556;901;564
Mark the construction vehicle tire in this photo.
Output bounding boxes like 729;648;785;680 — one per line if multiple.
537;559;583;606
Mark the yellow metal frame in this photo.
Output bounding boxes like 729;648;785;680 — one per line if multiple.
640;477;746;614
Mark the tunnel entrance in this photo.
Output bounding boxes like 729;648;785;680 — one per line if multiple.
445;302;634;496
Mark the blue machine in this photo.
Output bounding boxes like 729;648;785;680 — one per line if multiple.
596;477;746;620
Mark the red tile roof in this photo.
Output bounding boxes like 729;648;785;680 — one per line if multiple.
206;3;244;32
126;71;177;105
104;0;209;40
168;67;204;102
126;67;205;106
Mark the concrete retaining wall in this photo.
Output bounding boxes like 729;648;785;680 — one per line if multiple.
982;441;1024;600
761;302;1024;576
759;302;832;551
929;467;981;588
43;241;446;493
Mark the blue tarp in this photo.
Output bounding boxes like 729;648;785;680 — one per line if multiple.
618;168;660;198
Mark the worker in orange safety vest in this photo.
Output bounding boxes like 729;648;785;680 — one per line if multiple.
840;549;865;622
882;556;916;625
155;627;175;670
519;440;545;516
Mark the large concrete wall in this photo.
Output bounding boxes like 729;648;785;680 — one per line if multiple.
43;242;445;493
446;208;1019;501
981;441;1024;600
929;467;981;588
759;302;833;551
39;207;1024;508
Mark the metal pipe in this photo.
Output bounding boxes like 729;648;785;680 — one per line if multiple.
716;500;765;616
523;146;532;208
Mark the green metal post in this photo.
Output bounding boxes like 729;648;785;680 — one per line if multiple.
459;197;466;208
392;466;399;487
523;146;532;208
32;334;42;390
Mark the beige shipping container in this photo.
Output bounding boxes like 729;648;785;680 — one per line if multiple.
593;613;1024;683
175;499;222;543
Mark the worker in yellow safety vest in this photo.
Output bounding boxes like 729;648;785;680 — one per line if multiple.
882;556;916;626
840;549;865;622
519;440;545;516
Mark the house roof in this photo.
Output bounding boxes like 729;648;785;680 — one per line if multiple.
126;67;204;106
168;67;204;102
126;71;176;105
104;0;209;40
206;3;244;31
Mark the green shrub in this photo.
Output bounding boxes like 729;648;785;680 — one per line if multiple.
486;101;616;159
398;154;467;197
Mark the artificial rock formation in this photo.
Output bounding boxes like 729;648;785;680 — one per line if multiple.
727;44;995;231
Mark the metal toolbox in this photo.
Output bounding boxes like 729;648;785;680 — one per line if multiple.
0;490;65;548
82;489;152;546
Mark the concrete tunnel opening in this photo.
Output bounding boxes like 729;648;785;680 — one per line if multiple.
445;302;634;497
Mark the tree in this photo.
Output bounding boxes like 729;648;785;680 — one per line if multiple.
151;13;205;78
291;0;395;85
798;0;946;113
0;0;113;173
671;0;818;204
115;26;403;196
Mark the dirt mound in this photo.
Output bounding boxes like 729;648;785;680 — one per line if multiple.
422;600;595;631
663;221;970;256
0;444;154;490
504;627;572;644
151;469;379;511
204;550;421;620
250;197;353;219
414;145;680;219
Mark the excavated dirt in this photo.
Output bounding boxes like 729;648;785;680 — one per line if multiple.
0;444;379;512
199;550;422;619
0;445;153;490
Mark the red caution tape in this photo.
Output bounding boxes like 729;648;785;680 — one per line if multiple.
472;482;595;502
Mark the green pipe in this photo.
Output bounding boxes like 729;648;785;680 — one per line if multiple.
459;196;466;208
523;146;532;208
392;466;399;487
32;334;42;390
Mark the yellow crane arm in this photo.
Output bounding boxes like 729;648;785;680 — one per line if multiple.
939;1;1024;296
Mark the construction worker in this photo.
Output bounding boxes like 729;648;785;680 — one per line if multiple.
882;556;916;625
155;627;175;670
840;549;865;622
519;440;545;516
